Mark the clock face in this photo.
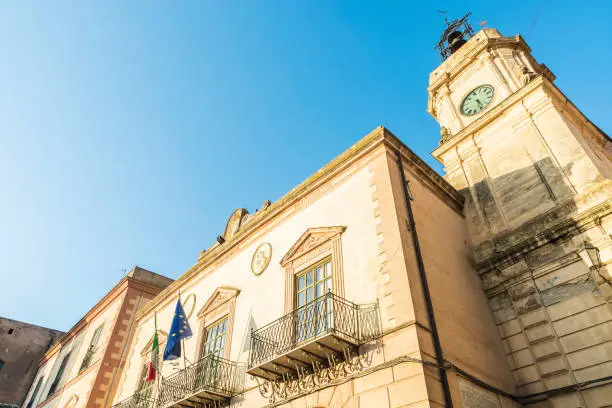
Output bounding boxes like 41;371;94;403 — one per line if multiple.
460;85;494;116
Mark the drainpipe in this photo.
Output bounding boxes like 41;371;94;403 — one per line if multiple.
396;150;454;407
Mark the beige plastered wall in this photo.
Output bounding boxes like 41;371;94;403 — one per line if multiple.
114;130;517;408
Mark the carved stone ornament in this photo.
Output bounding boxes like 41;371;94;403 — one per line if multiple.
251;242;272;276
182;293;196;319
63;394;79;408
440;126;452;144
280;226;346;266
252;346;377;404
515;65;537;86
197;287;240;319
223;208;249;242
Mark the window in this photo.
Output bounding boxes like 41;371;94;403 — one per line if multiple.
200;318;228;359
296;259;332;308
295;259;333;342
79;323;104;373
134;363;154;405
26;377;44;408
280;226;346;314
47;352;71;397
195;287;239;362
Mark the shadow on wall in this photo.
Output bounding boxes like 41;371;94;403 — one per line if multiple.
459;157;581;260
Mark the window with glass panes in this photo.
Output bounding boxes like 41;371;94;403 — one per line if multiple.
47;352;71;397
296;258;332;308
79;323;104;373
200;318;228;359
295;259;332;341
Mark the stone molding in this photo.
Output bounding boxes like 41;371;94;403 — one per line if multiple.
281;227;346;314
476;199;612;276
195;287;239;359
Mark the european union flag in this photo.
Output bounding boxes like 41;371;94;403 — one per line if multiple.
163;299;193;361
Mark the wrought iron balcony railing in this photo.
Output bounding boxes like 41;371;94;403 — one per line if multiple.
112;392;156;408
248;292;381;378
156;355;243;408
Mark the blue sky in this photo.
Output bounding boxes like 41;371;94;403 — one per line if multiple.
1;1;610;331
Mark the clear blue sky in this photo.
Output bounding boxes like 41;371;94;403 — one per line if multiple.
1;1;610;332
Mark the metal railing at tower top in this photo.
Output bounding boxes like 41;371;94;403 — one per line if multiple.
248;292;381;374
156;354;243;408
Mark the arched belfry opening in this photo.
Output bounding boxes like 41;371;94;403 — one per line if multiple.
434;12;475;60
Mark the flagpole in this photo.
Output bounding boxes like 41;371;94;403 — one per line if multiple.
154;312;160;399
179;291;188;371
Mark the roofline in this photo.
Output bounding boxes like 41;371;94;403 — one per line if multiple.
136;126;463;321
38;270;170;364
0;316;64;335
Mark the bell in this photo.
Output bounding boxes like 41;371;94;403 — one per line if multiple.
447;30;467;53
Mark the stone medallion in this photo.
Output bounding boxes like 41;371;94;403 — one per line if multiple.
182;293;196;319
251;243;272;276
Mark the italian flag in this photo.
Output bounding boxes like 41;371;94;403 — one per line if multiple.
146;315;159;382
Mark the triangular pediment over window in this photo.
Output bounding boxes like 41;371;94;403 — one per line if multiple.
281;226;346;266
197;287;240;319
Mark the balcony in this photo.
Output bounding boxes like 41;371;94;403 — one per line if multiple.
248;292;381;380
112;393;155;408
156;355;243;408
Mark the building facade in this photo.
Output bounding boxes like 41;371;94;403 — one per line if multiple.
111;124;517;408
109;24;611;408
0;318;64;408
21;268;172;408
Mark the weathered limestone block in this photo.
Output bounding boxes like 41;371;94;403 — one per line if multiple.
504;333;529;354
482;260;530;291
552;304;611;336
531;340;562;361
559;322;612;353
536;356;568;377
509;348;535;370
525;323;555;345
513;294;543;315
565;342;612;371
512;365;540;385
543;372;573;390
519;308;549;330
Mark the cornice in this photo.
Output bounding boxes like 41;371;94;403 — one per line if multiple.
385;135;465;214
475;197;612;275
39;278;130;363
38;274;167;364
432;74;611;161
428;34;527;94
136;126;464;321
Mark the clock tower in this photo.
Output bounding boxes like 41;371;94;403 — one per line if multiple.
429;16;612;406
